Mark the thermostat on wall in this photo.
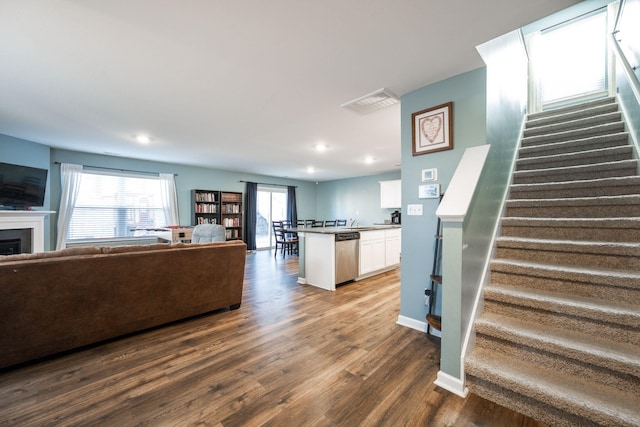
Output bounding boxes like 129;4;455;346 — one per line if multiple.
422;168;437;181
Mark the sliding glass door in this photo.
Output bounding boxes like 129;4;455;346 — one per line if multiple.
256;187;287;249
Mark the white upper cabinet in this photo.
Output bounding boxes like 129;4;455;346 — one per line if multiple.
380;180;401;208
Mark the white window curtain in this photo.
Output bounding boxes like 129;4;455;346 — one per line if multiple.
159;173;179;226
55;163;83;250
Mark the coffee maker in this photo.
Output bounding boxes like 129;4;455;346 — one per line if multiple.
391;210;401;224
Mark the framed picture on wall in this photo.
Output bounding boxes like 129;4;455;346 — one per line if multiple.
412;102;453;156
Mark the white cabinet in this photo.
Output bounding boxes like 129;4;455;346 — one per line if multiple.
384;228;401;267
359;230;386;275
380;180;401;208
359;228;400;276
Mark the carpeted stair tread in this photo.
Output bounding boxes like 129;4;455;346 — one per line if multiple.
520;122;625;147
506;193;640;208
518;132;629;159
474;312;640;378
490;258;640;290
512;159;638;184
490;258;640;302
465;348;640;426
496;236;640;256
526;101;619;129
483;284;640;328
495;236;640;270
523;111;622;138
515;145;633;171
509;176;640;198
527;97;615;121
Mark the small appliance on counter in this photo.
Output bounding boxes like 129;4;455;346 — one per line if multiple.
391;210;401;224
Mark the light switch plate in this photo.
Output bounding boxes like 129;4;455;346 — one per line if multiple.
407;204;423;215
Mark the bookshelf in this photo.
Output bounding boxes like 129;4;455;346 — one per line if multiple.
220;191;243;241
192;189;220;225
191;189;243;241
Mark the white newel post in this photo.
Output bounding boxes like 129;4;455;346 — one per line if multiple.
0;211;55;253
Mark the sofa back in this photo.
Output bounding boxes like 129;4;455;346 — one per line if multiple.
0;241;246;369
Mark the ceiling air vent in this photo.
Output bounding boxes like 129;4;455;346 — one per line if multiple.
340;88;399;114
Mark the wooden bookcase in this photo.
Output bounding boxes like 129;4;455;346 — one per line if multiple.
192;189;220;225
191;189;243;241
220;191;243;241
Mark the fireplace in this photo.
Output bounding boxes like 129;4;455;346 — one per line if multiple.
0;228;32;255
0;210;54;254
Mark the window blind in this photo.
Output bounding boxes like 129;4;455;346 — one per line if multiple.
67;170;167;240
538;12;607;105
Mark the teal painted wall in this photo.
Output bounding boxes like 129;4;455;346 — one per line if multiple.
439;29;528;380
399;68;487;325
49;149;319;249
4;137;400;252
0;134;54;250
316;171;401;226
1;139;319;250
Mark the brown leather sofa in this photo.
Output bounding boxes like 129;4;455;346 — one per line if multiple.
0;240;246;369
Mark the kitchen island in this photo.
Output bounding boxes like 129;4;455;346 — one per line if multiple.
294;225;401;291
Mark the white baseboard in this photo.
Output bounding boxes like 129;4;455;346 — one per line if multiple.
396;315;441;338
434;370;469;398
297;277;307;285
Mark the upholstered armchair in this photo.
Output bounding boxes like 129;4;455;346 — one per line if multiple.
191;224;226;243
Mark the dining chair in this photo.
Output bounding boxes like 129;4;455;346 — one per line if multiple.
272;221;297;257
311;220;324;227
336;219;347;226
324;220;336;227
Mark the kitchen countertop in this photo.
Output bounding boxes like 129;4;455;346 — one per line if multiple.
290;225;400;234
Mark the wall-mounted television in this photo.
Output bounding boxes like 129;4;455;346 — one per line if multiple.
0;162;48;209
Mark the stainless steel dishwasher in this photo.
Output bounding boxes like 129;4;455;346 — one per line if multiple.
335;231;360;284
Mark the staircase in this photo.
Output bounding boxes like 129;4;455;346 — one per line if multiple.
465;97;640;427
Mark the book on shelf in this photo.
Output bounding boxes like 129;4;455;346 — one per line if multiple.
197;217;218;225
195;192;217;202
196;203;218;213
221;193;242;203
222;203;241;214
223;217;241;227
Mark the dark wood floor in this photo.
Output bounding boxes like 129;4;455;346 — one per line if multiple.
0;250;547;426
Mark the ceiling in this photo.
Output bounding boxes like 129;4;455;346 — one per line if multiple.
0;0;581;182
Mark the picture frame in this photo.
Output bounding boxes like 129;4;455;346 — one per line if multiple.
421;168;437;182
412;102;453;156
418;184;441;199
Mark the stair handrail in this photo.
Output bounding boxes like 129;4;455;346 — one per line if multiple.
436;145;491;222
610;32;640;104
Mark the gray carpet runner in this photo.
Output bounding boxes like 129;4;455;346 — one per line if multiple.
464;97;640;427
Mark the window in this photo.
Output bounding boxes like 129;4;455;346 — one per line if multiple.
532;11;608;107
67;170;168;240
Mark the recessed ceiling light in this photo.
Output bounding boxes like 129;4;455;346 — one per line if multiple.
314;143;328;152
135;134;151;144
364;156;375;164
307;167;316;174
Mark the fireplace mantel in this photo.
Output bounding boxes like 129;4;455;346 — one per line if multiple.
0;211;55;253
